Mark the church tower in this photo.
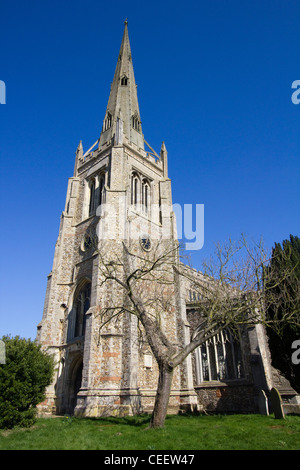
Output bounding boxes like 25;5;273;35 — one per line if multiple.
37;22;197;416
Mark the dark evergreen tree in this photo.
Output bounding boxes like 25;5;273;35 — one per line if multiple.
266;235;300;392
0;336;54;429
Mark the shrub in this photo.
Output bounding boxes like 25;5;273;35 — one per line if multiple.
0;336;54;429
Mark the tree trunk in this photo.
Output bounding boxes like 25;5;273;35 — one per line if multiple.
150;363;174;428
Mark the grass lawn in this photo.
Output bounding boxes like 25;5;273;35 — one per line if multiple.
0;414;299;450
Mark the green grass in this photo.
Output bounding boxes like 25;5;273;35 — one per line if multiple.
0;414;299;450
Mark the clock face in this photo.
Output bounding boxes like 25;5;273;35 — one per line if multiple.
140;234;151;251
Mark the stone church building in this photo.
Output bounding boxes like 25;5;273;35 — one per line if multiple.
37;22;297;417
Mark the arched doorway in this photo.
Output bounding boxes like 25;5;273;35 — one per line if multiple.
68;357;83;414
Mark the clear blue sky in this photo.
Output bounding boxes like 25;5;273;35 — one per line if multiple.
0;0;299;340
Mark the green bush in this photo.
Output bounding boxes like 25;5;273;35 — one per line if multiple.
0;336;54;429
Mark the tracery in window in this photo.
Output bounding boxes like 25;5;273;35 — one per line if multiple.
195;329;244;383
131;171;152;215
189;290;202;302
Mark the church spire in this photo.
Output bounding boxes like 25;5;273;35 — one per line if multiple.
99;21;144;150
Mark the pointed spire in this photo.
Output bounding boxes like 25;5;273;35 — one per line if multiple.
99;21;144;150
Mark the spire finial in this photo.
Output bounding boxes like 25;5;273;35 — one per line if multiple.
124;18;128;26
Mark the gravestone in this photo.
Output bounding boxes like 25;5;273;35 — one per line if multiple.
258;389;269;415
270;387;285;419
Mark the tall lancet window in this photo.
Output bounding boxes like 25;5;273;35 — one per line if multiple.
99;174;105;206
142;179;150;214
67;281;91;341
131;172;140;208
89;178;96;216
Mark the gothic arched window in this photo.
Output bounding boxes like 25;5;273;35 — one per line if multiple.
73;282;91;339
87;172;106;218
195;329;244;383
99;174;105;207
131;172;140;207
89;178;96;216
142;178;150;214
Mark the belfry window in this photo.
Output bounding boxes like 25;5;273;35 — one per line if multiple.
131;172;140;207
195;329;244;383
142;179;150;214
131;172;152;213
87;173;105;218
89;179;96;216
121;75;128;86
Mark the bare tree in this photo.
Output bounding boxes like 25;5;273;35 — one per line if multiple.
92;234;299;428
198;235;299;334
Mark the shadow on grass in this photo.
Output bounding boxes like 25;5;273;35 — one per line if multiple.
67;414;152;427
63;411;207;428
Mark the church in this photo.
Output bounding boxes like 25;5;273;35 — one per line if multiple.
36;22;297;417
